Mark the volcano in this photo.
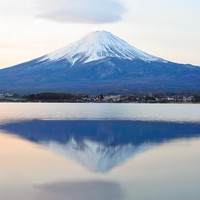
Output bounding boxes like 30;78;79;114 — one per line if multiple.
0;30;200;94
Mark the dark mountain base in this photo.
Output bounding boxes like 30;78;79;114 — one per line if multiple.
0;58;200;94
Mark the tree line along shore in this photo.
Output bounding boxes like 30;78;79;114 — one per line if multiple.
0;92;200;103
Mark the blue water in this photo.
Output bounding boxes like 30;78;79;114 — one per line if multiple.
0;103;200;200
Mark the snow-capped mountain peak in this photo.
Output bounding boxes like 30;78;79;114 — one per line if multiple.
41;30;165;65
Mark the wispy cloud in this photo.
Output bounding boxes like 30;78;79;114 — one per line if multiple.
37;0;126;24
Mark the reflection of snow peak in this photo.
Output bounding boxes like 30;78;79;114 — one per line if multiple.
41;138;153;173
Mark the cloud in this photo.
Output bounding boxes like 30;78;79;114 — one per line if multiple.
37;0;126;24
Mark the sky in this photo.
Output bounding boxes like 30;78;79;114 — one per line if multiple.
0;0;200;69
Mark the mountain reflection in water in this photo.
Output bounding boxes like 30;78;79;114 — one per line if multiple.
1;120;200;172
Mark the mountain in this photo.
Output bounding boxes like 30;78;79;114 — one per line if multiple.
0;30;200;94
1;120;200;172
41;30;165;64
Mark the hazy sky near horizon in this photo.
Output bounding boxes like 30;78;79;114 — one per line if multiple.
0;0;200;68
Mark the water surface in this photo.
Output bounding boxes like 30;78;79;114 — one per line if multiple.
0;103;200;200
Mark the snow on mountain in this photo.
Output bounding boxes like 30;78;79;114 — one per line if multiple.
41;30;166;65
41;138;154;173
1;30;200;94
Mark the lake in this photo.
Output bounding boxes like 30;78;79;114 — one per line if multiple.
0;103;200;200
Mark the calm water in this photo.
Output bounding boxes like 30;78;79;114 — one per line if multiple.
0;103;200;200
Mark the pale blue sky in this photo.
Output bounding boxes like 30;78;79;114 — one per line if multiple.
0;0;200;68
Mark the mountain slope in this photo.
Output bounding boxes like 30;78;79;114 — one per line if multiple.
0;30;200;94
41;30;165;64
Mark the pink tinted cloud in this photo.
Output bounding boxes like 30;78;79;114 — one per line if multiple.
37;0;126;24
